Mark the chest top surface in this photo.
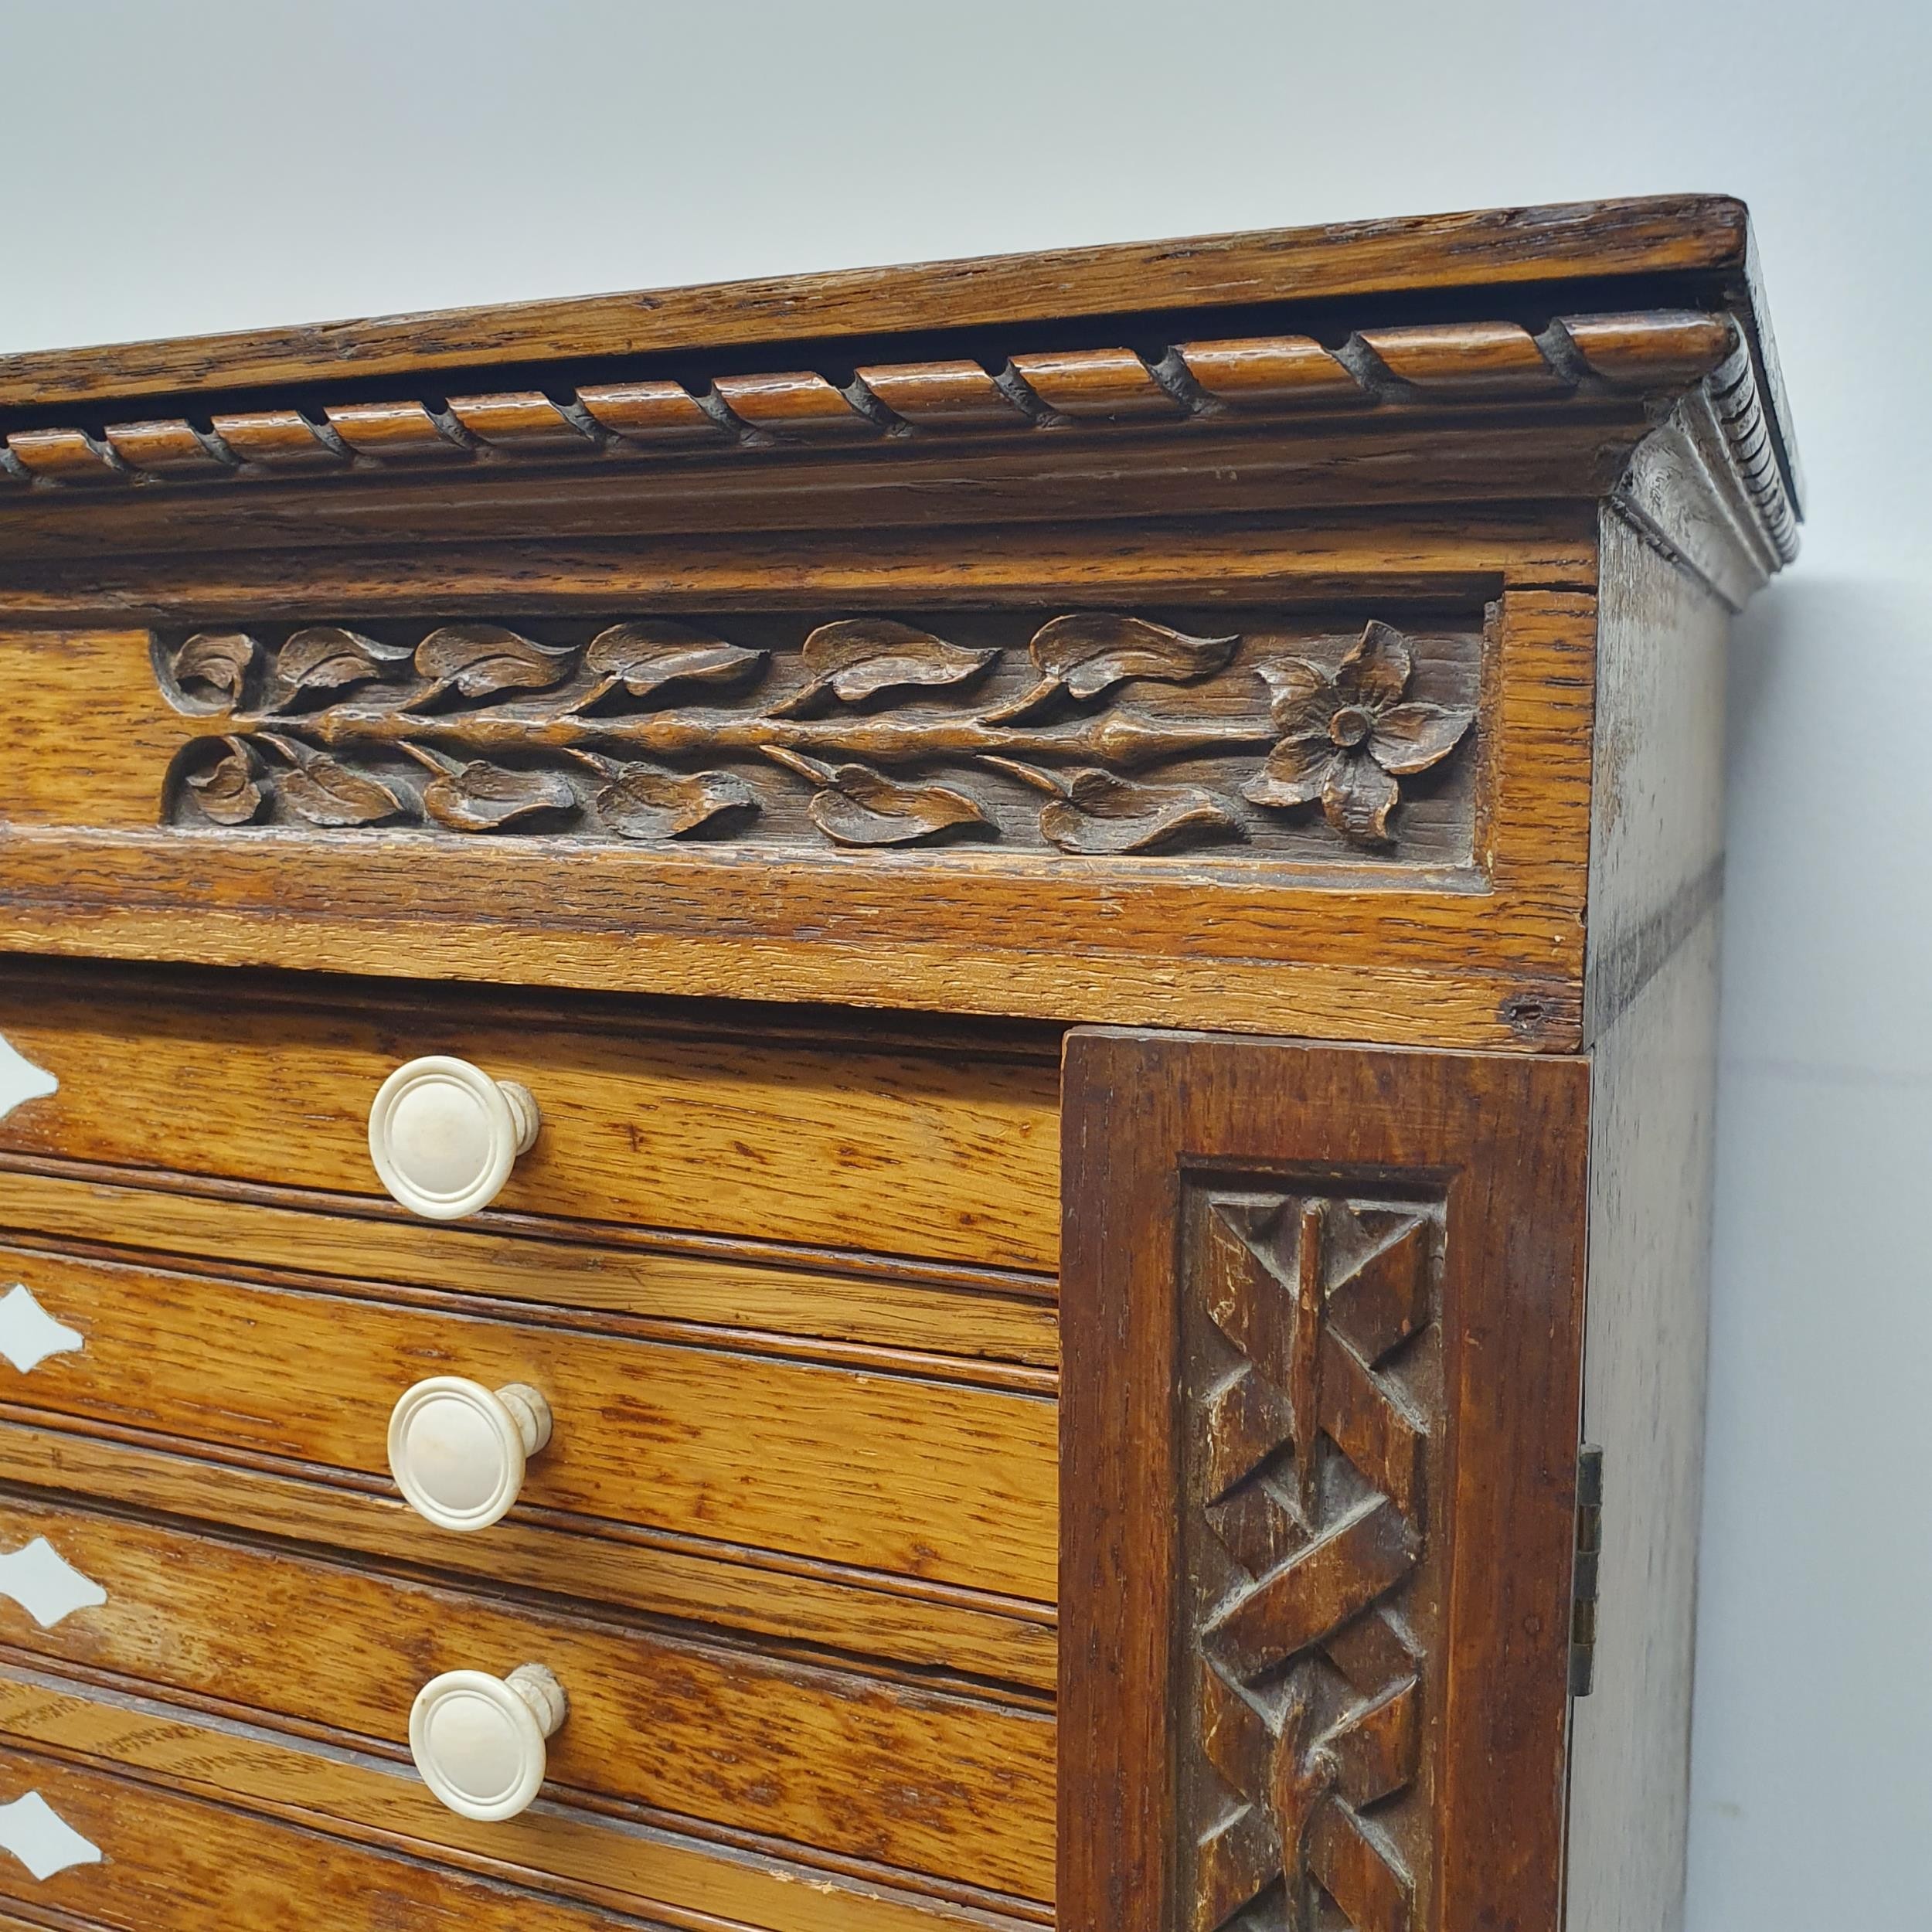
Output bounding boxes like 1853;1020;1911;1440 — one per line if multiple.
0;196;1797;1048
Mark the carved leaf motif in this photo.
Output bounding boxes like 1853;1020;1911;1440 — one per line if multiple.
989;614;1240;720
773;619;998;713
579;621;767;708
413;624;575;702
173;631;257;706
1038;769;1242;855
595;764;756;839
184;736;264;825
277;626;412;699
990;759;1242;855
765;747;988;846
274;754;406;827
406;747;577;832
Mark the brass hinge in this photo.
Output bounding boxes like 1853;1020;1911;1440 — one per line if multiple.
1568;1444;1604;1696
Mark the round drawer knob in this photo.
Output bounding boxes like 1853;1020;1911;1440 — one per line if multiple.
388;1377;553;1532
410;1663;567;1821
368;1056;539;1221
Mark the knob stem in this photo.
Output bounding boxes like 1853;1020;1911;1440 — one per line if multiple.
497;1080;540;1155
495;1383;553;1458
506;1663;567;1737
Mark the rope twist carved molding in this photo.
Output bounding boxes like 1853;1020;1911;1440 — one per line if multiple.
157;613;1480;861
3;312;1790;576
1183;1186;1445;1932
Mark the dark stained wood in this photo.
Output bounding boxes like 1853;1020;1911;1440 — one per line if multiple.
1059;1029;1589;1932
0;198;1757;411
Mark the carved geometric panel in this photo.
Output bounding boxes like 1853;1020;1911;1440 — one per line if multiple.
1180;1187;1445;1932
155;611;1481;863
0;1790;102;1881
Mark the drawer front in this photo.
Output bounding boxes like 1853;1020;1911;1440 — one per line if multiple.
0;967;1061;1271
0;1240;1057;1601
0;1746;614;1932
0;1417;1056;1689
0;1495;1054;1902
0;1671;1029;1932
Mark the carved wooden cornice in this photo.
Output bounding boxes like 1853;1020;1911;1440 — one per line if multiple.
0;311;1737;489
0;305;1795;607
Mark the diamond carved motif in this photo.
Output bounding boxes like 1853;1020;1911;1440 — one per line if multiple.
1182;1190;1444;1932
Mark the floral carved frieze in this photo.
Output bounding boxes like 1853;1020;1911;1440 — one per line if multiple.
156;612;1480;862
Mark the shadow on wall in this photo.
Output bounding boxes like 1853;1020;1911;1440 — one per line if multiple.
1688;568;1932;1930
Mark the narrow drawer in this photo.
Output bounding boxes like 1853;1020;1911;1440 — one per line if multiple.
0;966;1062;1271
0;1669;1038;1932
0;1240;1057;1601
0;1495;1054;1903
0;1743;624;1932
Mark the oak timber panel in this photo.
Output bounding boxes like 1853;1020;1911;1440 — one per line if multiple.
0;587;1593;1046
0;1420;1056;1691
0;1740;1019;1932
0;515;1600;624
1566;918;1722;1932
1059;1030;1589;1932
0;195;1755;407
1582;511;1730;1041
0;971;1061;1272
0;1671;1043;1932
0;1167;1059;1374
0;1243;1057;1602
0;1495;1054;1902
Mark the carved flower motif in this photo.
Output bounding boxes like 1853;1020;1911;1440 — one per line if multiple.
1243;621;1473;844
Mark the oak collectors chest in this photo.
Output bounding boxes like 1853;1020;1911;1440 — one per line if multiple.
0;196;1797;1932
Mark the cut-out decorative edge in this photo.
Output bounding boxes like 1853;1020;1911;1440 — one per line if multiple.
0;1285;83;1375
0;1539;107;1629
0;1790;103;1881
0;1035;56;1122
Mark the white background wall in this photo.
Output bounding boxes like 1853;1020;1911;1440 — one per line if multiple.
4;4;1924;1923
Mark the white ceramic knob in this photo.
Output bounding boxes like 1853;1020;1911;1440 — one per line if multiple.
368;1056;539;1220
410;1663;566;1821
388;1377;552;1532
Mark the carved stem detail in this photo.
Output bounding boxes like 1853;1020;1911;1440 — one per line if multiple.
158;613;1475;858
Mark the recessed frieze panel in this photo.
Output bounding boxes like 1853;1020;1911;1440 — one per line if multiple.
155;609;1483;865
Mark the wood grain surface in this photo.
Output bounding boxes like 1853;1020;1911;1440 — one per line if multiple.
1565;918;1722;1932
0;513;1599;624
0;1670;1045;1930
0;1165;1060;1375
0;971;1061;1271
1058;1030;1589;1932
0;588;1594;1048
0;1242;1056;1602
0;197;1753;410
0;1495;1053;1900
0;1419;1056;1690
